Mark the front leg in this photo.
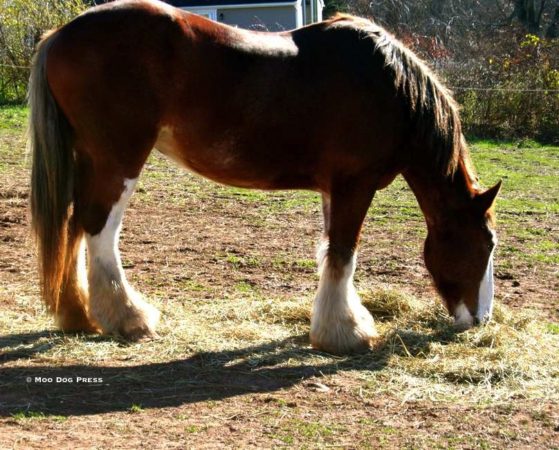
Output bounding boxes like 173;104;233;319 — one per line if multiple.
310;181;378;355
311;242;377;354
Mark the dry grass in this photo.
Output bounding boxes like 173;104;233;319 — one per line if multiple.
2;285;557;406
362;289;559;403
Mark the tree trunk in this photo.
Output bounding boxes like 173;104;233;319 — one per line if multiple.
514;0;543;34
545;4;559;38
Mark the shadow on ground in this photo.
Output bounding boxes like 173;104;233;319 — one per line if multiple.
0;328;458;416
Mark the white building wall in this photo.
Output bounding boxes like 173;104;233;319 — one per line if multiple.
181;0;322;31
218;6;298;31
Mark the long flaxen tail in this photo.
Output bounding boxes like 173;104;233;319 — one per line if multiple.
28;30;76;316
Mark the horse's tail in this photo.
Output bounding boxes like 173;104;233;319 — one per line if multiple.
28;30;75;314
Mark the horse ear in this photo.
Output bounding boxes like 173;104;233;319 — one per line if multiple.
474;180;502;212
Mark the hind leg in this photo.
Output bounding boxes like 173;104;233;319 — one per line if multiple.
310;178;377;355
76;161;159;341
55;218;99;333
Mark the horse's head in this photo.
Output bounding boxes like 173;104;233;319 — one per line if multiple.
423;181;502;329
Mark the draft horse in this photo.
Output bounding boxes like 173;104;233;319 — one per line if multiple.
29;0;501;355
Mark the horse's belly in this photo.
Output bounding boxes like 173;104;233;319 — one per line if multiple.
154;126;315;190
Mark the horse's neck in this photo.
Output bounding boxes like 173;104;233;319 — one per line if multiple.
403;160;475;228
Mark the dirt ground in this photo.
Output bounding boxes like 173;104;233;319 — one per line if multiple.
1;134;558;448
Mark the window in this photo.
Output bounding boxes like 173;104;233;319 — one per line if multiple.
182;8;218;21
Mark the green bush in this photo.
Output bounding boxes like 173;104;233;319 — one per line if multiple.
446;34;559;144
0;0;88;103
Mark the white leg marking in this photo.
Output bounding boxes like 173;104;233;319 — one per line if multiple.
454;301;474;330
310;248;377;354
316;239;329;275
86;178;159;339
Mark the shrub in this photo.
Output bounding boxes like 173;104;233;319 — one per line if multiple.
447;34;559;144
0;0;88;103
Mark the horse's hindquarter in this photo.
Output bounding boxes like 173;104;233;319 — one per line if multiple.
46;1;194;178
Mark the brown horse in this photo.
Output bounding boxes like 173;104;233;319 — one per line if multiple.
28;0;501;355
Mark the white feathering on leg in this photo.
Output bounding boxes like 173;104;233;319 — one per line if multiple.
310;251;377;354
85;178;160;339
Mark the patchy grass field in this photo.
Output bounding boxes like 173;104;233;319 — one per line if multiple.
1;105;558;448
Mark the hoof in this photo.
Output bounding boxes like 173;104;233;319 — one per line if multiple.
90;289;160;342
310;302;378;355
118;326;159;342
115;300;160;342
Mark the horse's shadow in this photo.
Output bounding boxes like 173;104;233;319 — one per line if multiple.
0;326;458;416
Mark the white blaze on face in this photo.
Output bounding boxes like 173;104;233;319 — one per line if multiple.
454;229;497;329
476;229;497;324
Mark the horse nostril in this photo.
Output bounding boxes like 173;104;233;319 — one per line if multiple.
473;317;480;326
